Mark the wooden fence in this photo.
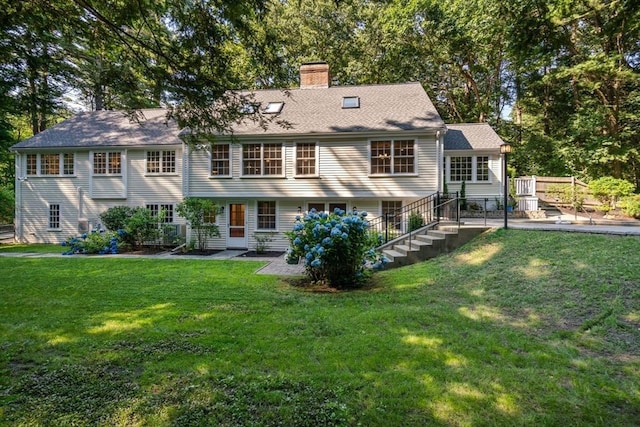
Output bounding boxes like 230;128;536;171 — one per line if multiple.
516;176;599;208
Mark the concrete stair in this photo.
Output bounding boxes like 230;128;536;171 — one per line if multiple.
380;223;489;269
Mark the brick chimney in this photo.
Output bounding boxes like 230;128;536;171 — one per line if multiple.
300;62;330;89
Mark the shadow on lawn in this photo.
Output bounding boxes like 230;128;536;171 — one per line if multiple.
2;231;640;426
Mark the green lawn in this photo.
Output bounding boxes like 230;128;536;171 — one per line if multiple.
0;243;61;253
1;230;639;426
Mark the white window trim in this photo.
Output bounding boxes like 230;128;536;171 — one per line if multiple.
294;142;320;178
47;203;61;231
446;155;493;184
208;143;233;178
91;151;124;176
145;150;178;176
145;202;176;224
368;139;418;177
256;200;279;232
241;143;285;178
26;153;76;177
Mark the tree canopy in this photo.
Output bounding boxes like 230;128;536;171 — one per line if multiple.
1;0;638;188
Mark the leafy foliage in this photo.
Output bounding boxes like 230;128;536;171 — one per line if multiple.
61;229;125;255
175;197;220;252
588;177;635;212
286;208;386;289
620;195;640;218
99;205;135;232
0;184;14;222
546;183;586;211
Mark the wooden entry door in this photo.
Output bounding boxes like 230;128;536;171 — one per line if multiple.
227;203;247;249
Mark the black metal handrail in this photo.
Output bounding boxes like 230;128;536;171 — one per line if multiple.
368;192;459;245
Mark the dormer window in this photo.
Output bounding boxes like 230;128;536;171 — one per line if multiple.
342;96;360;109
263;102;284;114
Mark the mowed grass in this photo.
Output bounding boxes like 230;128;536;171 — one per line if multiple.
0;243;61;253
0;229;639;426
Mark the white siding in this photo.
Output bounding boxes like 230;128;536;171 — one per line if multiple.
14;146;183;243
187;134;439;199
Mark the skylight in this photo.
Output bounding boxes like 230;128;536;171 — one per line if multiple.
263;102;284;114
342;96;360;109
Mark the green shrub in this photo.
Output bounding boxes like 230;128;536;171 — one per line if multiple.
126;207;162;249
408;210;425;232
254;232;275;254
100;206;134;231
0;185;14;223
546;183;586;211
175;197;220;252
588;177;634;212
62;230;124;255
620;195;640;218
285;208;387;289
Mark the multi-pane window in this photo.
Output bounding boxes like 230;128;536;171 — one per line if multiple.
146;203;174;223
94;152;121;175
393;140;415;173
476;156;489;181
26;154;37;175
26;153;74;176
370;140;415;175
328;203;347;213
242;143;283;176
109;152;121;174
381;200;403;230
146;150;176;174
94;152;107;174
203;206;217;224
296;143;317;176
448;156;490;182
257;201;276;230
371;141;391;174
450;156;473;182
307;203;325;213
211;144;230;176
41;154;59;175
63;153;74;175
49;204;60;229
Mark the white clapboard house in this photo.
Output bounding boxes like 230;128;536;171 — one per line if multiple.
11;62;507;250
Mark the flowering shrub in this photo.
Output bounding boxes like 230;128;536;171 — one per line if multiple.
285;208;388;289
62;229;127;255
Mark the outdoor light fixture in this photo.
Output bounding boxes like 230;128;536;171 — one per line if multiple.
297;206;302;214
352;206;357;212
500;143;512;229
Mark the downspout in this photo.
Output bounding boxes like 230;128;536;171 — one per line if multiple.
14;152;22;242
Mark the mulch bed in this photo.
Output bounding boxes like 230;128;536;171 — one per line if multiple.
236;251;285;258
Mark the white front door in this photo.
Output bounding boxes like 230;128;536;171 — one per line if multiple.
227;203;247;249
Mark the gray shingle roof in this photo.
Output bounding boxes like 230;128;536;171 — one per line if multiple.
11;82;446;150
444;123;504;151
222;82;445;136
10;109;179;150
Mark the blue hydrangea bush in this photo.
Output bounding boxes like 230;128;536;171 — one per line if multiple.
61;229;128;255
285;208;388;289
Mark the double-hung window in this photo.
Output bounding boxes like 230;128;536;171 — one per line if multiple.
48;204;61;229
146;203;174;223
242;143;283;176
448;156;490;182
295;143;317;176
381;200;403;230
370;139;415;175
147;150;176;174
211;144;230;176
257;201;277;230
93;152;121;175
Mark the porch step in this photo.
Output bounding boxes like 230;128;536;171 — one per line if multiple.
379;224;489;269
382;249;405;262
394;244;421;255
